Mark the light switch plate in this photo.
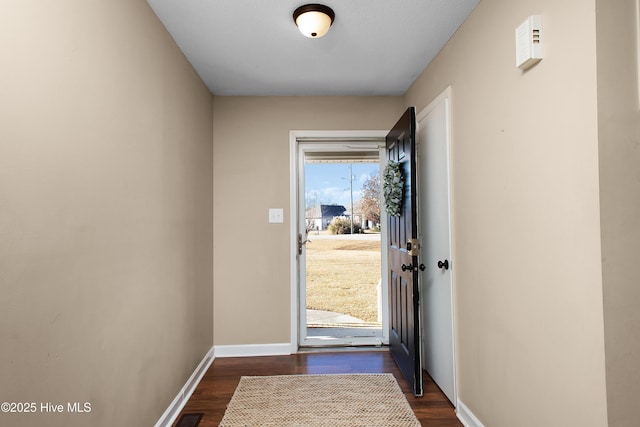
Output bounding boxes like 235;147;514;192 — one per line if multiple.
268;208;284;223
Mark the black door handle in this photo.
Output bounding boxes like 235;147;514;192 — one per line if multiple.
401;263;413;272
437;260;449;270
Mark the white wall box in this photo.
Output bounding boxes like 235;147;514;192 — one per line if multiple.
515;15;543;70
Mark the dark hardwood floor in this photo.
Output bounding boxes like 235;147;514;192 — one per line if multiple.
174;349;461;426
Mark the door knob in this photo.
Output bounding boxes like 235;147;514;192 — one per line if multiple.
401;263;413;272
437;260;449;270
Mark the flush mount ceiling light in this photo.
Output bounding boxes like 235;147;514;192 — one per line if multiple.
293;4;335;38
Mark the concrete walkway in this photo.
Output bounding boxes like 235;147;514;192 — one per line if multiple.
306;309;365;325
306;309;383;339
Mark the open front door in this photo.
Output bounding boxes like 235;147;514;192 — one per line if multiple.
386;107;423;396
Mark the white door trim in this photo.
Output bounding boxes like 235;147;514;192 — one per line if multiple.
289;130;389;350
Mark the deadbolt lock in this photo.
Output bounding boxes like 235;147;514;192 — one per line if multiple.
406;239;420;256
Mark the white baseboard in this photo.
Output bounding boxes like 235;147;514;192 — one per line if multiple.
155;346;215;427
456;399;485;427
214;343;293;358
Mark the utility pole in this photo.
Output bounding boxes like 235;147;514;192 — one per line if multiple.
343;164;354;234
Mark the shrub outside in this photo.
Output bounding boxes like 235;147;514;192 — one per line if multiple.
327;216;362;235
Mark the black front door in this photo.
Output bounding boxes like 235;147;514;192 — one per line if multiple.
386;107;422;396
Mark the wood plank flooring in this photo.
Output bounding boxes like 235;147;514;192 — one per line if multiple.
174;350;461;426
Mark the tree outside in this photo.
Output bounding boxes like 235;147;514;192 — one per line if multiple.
360;172;380;225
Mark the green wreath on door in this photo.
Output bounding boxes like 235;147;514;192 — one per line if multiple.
383;160;403;217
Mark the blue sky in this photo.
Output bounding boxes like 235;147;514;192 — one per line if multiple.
304;163;379;209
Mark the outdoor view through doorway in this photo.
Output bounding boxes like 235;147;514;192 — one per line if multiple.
304;160;383;342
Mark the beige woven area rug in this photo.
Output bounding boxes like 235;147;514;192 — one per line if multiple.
219;373;421;426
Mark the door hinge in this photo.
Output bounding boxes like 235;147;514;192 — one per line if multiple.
406;239;420;256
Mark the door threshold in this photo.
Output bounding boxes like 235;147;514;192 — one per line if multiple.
307;326;383;338
300;335;387;348
297;345;389;354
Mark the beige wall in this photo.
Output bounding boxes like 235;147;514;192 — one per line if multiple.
0;1;213;426
405;0;608;426
212;96;403;345
596;1;640;426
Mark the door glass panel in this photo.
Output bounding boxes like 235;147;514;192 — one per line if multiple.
303;160;382;341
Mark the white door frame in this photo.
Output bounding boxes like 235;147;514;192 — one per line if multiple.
289;130;389;350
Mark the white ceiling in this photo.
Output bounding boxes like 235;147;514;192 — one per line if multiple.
146;0;480;96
